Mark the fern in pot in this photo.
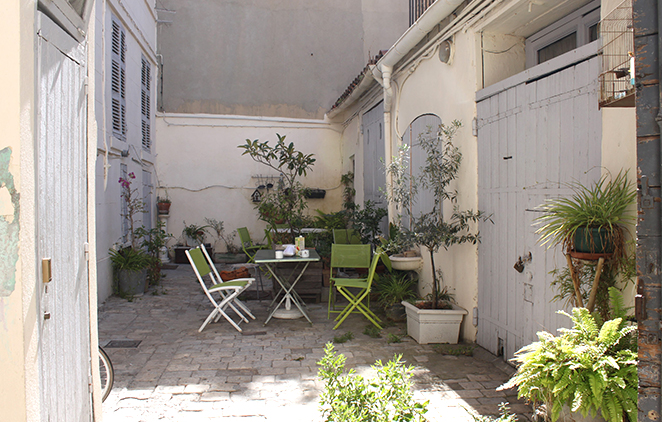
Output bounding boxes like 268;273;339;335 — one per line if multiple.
534;170;636;258
501;292;637;422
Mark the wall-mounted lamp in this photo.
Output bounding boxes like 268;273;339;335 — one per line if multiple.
438;39;453;64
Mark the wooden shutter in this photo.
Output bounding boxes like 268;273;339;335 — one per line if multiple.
141;56;151;151
111;17;126;140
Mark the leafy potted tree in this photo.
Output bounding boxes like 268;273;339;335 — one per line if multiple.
384;121;490;344
239;133;316;244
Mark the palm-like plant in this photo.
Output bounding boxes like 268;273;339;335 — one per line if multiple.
534;170;636;258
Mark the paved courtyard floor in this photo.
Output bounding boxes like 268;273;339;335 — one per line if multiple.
98;264;533;421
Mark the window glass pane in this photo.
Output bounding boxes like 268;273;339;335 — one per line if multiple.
589;23;599;42
537;32;577;64
66;0;87;17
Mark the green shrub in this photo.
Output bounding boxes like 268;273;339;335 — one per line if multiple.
333;332;354;344
501;308;637;422
317;343;428;422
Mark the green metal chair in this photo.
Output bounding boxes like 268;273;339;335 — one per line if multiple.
332;228;362;244
237;227;268;263
327;244;371;318
331;247;386;330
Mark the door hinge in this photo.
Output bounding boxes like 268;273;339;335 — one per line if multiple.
472;117;478;136
84;242;90;261
639;175;654;209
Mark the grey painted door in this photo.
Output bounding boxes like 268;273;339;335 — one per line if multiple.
362;101;387;234
36;12;92;421
363;101;386;206
476;56;602;361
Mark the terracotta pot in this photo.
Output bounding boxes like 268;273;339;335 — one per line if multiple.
157;202;171;214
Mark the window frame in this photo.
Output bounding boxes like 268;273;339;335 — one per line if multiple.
525;0;600;68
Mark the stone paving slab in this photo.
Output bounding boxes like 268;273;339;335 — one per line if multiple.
99;265;532;422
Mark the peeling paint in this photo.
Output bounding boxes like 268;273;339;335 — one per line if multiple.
0;147;19;297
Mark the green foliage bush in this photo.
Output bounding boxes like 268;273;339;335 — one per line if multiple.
501;308;637;422
317;343;428;422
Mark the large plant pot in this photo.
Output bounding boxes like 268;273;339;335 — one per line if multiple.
118;269;147;297
402;300;467;344
573;227;614;254
389;254;424;271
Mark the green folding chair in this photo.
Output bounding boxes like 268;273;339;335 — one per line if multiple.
237;227;268;263
186;246;254;332
327;244;371;318
332;228;362;244
332;247;387;330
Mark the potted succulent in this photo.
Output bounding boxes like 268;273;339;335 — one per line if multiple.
384;121;490;344
534;170;636;258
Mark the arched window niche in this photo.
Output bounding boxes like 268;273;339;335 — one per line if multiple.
399;113;442;229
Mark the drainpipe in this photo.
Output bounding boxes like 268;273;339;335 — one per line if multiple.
634;0;662;420
381;64;396;220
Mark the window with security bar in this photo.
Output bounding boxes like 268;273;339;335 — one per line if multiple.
598;0;634;108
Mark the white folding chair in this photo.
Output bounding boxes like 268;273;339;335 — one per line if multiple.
199;245;256;321
186;246;254;332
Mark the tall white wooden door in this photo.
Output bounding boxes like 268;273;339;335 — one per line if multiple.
36;12;92;421
476;55;602;361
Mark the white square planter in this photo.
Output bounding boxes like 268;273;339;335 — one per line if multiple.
402;301;467;344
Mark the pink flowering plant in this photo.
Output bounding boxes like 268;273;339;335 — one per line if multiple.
119;172;147;249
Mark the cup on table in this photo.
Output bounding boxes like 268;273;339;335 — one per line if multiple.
299;249;310;258
275;250;284;259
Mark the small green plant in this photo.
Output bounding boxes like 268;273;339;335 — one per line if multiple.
387;333;402;344
351;200;388;248
182;222;210;246
317;343;428;422
501;307;637;422
468;403;517;421
433;343;475;356
363;325;381;338
333;332;354;344
204;218;241;253
375;272;418;309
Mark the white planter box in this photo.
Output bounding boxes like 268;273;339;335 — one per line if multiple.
402;300;467;344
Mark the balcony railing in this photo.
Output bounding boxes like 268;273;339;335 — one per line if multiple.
409;0;435;26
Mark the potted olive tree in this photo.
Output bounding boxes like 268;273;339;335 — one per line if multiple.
384;121;490;344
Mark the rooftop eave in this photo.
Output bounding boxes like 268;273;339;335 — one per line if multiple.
326;67;378;119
